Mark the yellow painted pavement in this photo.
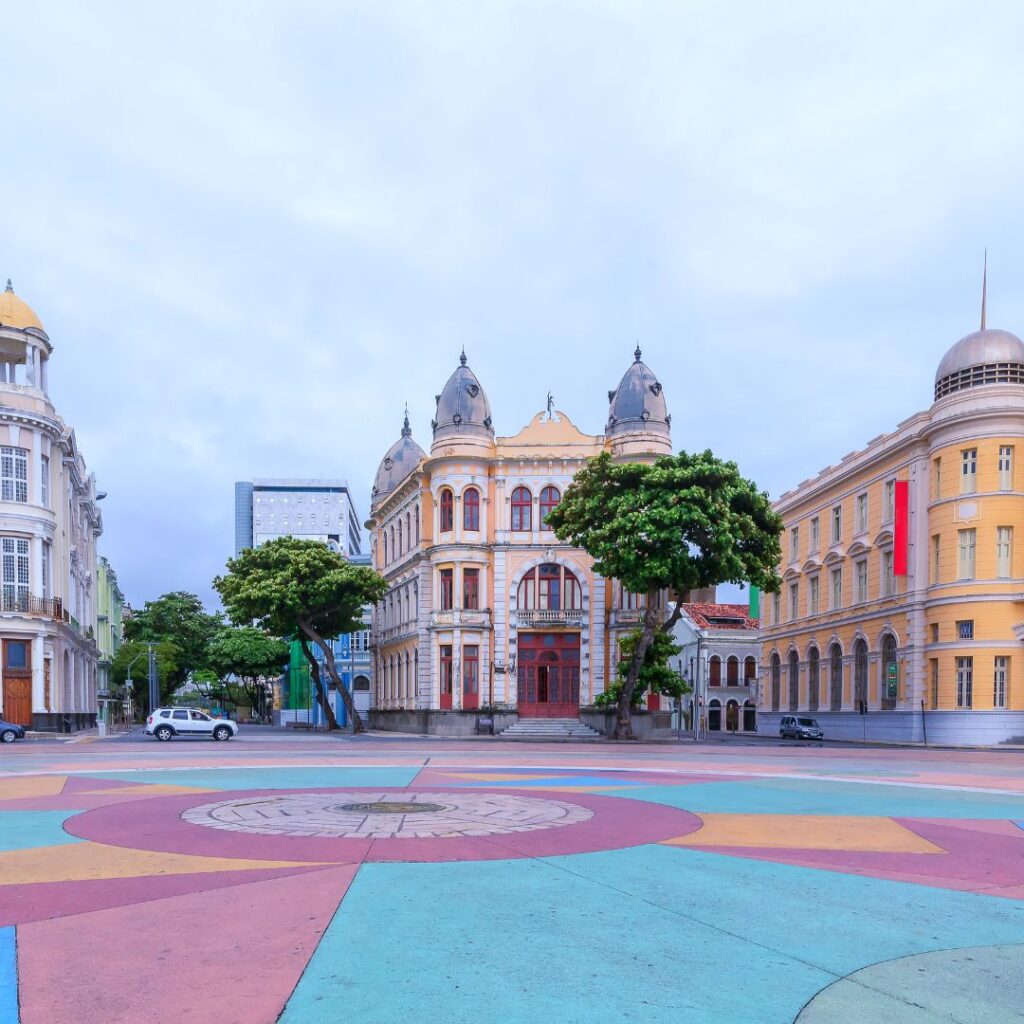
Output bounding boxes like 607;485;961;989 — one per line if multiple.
0;776;67;801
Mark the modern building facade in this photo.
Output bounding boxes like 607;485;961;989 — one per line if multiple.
0;281;103;730
760;303;1024;745
234;479;361;556
367;348;679;734
673;602;760;734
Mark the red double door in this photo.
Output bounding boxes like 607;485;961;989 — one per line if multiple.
517;633;580;717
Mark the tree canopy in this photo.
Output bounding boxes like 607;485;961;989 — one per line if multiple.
547;450;781;738
111;639;181;708
213;538;387;732
206;627;289;717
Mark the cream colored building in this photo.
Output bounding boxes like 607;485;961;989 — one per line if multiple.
0;282;103;731
760;310;1024;745
367;349;680;735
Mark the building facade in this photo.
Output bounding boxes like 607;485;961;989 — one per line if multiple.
760;309;1024;745
95;556;125;723
0;281;103;731
673;602;760;734
367;349;677;734
234;479;361;556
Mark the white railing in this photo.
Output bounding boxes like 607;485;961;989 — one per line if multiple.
516;608;584;627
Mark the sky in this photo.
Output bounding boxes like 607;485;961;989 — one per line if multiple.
3;1;1023;610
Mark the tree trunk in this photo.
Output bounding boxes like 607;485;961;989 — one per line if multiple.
614;589;661;740
297;635;340;731
298;619;364;734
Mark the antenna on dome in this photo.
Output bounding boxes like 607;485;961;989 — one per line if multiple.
634;342;642;363
459;347;467;366
980;249;988;331
401;402;411;437
4;279;12;293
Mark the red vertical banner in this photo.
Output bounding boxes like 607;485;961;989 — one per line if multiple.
894;480;909;575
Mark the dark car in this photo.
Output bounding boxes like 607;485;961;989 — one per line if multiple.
0;719;26;743
779;715;824;741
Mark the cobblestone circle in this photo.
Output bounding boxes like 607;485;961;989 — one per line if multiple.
181;791;594;839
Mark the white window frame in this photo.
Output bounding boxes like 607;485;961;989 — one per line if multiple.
997;526;1012;579
882;550;894;597
994;656;1009;709
808;575;819;615
40;453;49;508
41;540;51;600
855;559;868;604
789;526;799;562
956;656;973;709
810;516;819;553
0;447;28;503
830;567;842;610
883;479;895;523
831;505;842;544
999;446;1013;491
957;528;976;580
933;457;941;500
1;536;29;609
789;582;799;621
931;535;940;584
856;493;868;534
960;448;977;495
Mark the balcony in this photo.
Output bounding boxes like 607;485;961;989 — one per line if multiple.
608;608;644;628
516;608;584;628
430;609;492;630
0;594;71;623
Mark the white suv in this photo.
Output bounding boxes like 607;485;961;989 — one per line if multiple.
145;707;239;742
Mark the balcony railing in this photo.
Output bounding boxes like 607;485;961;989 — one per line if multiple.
0;593;70;622
430;609;492;630
516;608;584;627
608;608;644;628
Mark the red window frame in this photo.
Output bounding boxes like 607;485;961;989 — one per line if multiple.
463;645;479;710
440;645;453;710
709;656;722;686
540;486;560;525
726;657;739;686
463;568;479;610
511;487;532;531
516;564;581;610
463;488;480;531
440;568;454;610
439;489;454;533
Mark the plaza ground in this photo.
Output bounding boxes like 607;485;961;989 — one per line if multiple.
1;733;1023;1023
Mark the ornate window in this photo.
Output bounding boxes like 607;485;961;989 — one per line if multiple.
709;656;721;686
397;520;403;556
511;487;532;531
415;505;420;544
0;448;27;503
726;656;739;686
406;512;412;550
540;486;560;525
808;647;819;711
439;489;454;533
0;537;29;610
440;645;453;707
463;487;480;531
439;568;454;610
854;639;868;711
770;654;781;711
463;568;480;610
881;633;898;710
830;643;843;710
517;563;581;610
382;532;388;564
788;651;799;710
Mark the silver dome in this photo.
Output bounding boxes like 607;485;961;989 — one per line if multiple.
432;351;493;442
606;346;671;438
373;412;425;499
934;328;1024;399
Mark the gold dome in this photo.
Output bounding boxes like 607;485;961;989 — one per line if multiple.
0;280;43;331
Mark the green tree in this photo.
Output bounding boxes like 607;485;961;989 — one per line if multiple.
111;640;181;711
547;450;782;739
206;627;289;718
595;629;687;709
124;591;222;693
213;538;388;733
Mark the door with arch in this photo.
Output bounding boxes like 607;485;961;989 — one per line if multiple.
517;633;580;717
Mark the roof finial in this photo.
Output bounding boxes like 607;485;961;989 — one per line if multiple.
633;342;642;363
401;402;411;437
459;347;467;367
980;249;988;331
4;279;12;293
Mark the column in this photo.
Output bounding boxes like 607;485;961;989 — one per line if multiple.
31;633;44;713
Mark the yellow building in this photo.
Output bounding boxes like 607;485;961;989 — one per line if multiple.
366;349;684;736
760;308;1024;745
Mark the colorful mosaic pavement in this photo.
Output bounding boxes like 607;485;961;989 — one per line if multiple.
1;741;1024;1023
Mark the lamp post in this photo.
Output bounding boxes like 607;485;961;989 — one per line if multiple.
125;649;148;723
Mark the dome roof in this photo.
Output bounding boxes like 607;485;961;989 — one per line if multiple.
0;280;43;331
432;351;493;442
373;412;425;500
934;328;1024;399
606;346;670;438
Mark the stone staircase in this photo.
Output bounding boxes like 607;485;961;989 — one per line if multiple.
498;717;603;740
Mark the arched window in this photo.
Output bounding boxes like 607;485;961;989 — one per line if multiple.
517;563;581;610
881;633;898;710
743;699;757;731
353;675;370;691
854;639;869;711
382;532;388;565
744;656;757;685
726;656;739;686
808;647;820;712
404;652;411;701
389;526;395;562
406;512;412;550
708;698;721;731
413;650;418;700
771;653;781;711
830;643;843;710
439;489;454;533
788;651;800;710
464;487;480;531
397;520;403;556
415;505;420;544
511;487;532;531
709;656;722;686
540;486;560;525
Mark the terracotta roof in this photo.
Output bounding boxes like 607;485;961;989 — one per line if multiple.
682;602;759;630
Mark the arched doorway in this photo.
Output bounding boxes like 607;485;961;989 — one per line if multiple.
517;632;580;717
830;644;843;710
808;647;820;712
854;639;869;712
788;651;800;710
881;633;898;710
743;699;757;732
708;698;721;731
770;654;781;711
726;699;739;732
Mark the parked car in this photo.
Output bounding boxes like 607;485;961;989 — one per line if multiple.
779;716;824;741
0;718;26;743
145;707;238;742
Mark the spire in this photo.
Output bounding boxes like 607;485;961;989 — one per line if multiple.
459;347;467;366
633;342;642;363
401;403;411;437
4;279;12;293
980;249;988;331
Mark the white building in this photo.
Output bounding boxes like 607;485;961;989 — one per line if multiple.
0;281;103;731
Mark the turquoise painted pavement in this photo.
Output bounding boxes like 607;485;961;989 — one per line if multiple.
0;811;82;852
280;844;1024;1024
84;765;422;790
0;928;15;1024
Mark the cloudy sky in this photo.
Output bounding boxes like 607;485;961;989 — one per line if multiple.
3;1;1023;609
